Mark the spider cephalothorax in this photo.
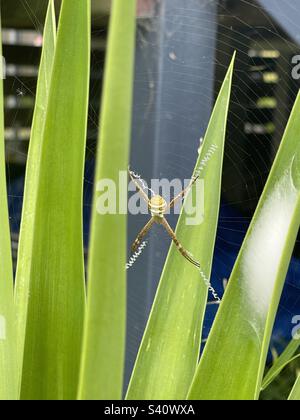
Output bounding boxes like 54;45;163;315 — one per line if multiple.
129;168;200;268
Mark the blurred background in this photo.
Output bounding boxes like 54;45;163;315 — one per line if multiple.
2;0;300;398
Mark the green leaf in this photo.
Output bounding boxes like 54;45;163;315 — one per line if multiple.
126;55;236;400
288;374;300;400
78;0;136;400
262;337;300;391
15;0;56;392
18;0;90;400
188;91;300;401
0;13;17;401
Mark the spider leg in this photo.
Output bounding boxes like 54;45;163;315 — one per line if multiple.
131;217;155;253
168;175;199;209
128;167;149;203
160;217;200;268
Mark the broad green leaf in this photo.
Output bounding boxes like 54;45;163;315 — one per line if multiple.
78;0;136;400
288;374;300;400
126;55;236;400
0;13;17;401
19;0;90;400
262;337;300;390
15;0;56;392
188;91;300;401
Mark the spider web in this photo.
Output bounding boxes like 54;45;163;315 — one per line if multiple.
4;0;300;389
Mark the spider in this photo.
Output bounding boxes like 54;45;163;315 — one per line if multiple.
129;168;201;268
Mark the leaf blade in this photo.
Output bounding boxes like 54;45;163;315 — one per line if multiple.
15;0;56;392
288;374;300;400
262;337;300;391
126;55;235;400
188;91;300;401
78;0;137;400
19;0;91;400
0;12;17;401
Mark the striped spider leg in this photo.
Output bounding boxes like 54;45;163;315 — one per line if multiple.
131;218;155;253
168;174;200;209
129;168;200;268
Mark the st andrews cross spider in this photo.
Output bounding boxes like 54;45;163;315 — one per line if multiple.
129;168;201;268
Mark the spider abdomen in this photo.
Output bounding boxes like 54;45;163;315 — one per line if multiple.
149;195;167;218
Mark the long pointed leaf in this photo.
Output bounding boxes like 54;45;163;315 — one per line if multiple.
288;374;300;400
19;0;90;400
15;0;56;391
0;13;17;401
188;91;300;401
262;337;300;391
78;0;136;400
126;55;235;400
